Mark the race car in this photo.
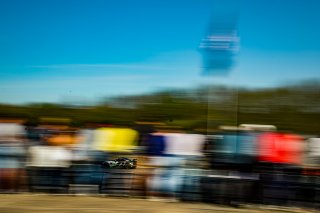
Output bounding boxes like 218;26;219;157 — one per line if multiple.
101;157;137;169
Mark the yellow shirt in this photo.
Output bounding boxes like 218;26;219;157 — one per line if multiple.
93;128;138;152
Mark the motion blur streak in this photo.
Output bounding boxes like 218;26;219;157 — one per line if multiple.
0;84;320;209
1;0;320;212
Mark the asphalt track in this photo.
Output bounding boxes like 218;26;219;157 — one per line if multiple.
0;194;315;213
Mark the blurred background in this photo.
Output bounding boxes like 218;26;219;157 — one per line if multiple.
0;0;319;211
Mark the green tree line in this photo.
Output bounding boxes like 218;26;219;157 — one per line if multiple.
0;81;319;135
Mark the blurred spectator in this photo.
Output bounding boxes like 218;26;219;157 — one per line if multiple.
27;136;72;193
306;137;320;166
147;131;205;199
0;121;26;192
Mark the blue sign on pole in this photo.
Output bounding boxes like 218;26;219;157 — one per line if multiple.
200;1;240;76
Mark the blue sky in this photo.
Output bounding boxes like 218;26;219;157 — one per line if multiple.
0;0;320;104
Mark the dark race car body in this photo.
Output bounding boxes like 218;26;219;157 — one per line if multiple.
102;157;137;169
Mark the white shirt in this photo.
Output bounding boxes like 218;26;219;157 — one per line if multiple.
27;145;72;168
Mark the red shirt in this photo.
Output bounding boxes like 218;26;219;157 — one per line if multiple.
258;132;302;164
